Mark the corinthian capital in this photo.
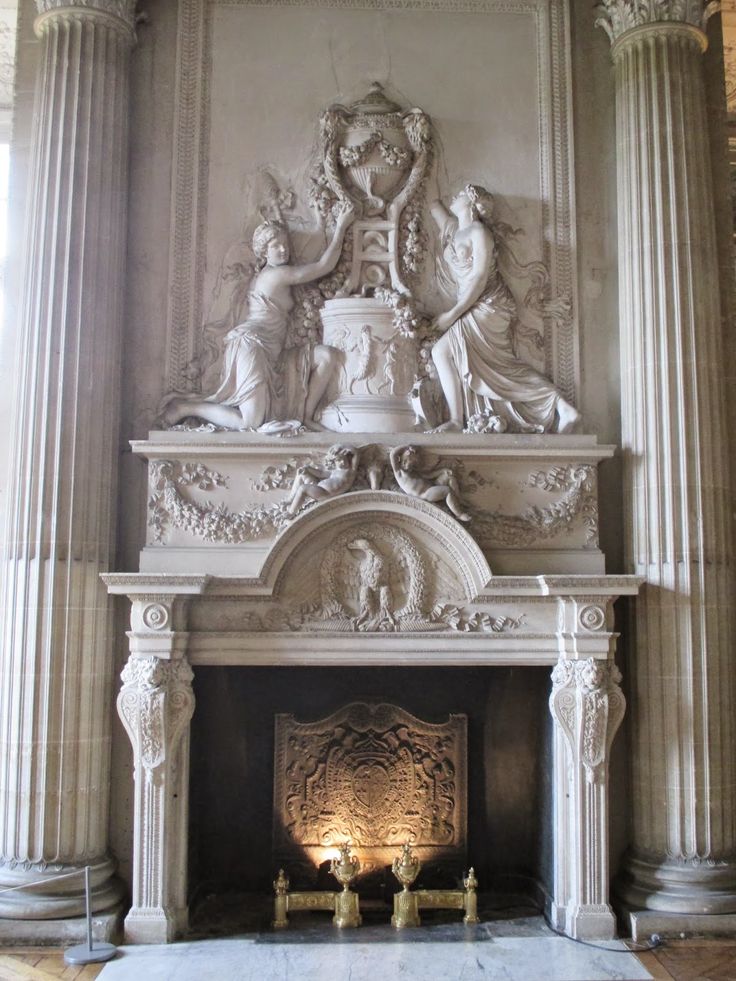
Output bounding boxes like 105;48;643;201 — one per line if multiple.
35;0;137;30
595;0;719;44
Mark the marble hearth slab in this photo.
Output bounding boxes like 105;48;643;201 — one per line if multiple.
98;930;652;980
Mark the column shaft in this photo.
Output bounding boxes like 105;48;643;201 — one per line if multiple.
0;5;133;916
613;22;736;912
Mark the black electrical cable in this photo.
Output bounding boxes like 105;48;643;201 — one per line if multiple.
479;899;664;954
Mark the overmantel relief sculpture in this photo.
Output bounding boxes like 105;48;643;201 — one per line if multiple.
159;84;579;439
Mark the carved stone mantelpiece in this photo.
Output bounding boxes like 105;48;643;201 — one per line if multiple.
106;568;639;943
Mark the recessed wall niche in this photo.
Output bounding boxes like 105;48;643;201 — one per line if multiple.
187;665;551;912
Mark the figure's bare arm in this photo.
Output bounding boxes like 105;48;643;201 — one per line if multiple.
430;199;451;230
299;464;330;480
282;202;355;286
437;226;492;329
389;446;405;473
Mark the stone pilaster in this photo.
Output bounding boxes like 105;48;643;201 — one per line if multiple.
104;577;206;943
0;1;135;919
549;611;626;941
596;0;736;922
117;637;194;944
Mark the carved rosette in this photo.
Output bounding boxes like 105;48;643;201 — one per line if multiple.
117;656;195;785
550;659;625;784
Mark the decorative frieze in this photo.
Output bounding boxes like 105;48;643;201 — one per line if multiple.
145;451;600;558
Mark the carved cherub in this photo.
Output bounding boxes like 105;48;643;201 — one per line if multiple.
287;443;359;515
389;444;470;522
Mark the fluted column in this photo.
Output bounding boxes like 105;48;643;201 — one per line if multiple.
596;0;736;924
0;1;135;919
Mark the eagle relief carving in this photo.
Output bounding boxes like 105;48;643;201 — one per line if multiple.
307;523;436;632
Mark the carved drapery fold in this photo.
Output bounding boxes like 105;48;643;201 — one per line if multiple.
549;657;625;939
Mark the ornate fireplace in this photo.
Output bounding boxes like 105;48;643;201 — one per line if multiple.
104;82;640;945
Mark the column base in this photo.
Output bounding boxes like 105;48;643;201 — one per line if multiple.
124;905;189;944
0;902;124;946
617;852;736;915
622;907;736;943
0;858;126;919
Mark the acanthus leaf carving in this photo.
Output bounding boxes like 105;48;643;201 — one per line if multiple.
117;656;195;785
549;658;625;784
35;0;137;29
594;0;716;44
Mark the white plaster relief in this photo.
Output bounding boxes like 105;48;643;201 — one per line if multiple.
146;455;599;551
164;0;579;410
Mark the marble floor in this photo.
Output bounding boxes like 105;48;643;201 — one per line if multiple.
94;917;654;981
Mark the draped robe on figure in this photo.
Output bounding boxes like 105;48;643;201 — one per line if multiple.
440;217;563;432
207;291;310;430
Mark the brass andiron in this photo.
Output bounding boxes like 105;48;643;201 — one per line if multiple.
272;843;362;929
391;843;422;928
390;843;481;928
329;842;362;928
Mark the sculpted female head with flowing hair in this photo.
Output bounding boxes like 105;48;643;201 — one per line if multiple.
252;219;289;271
463;183;496;226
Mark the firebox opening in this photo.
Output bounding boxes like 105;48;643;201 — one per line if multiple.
188;665;553;931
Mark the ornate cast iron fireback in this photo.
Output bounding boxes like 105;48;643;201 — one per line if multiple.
273;702;467;881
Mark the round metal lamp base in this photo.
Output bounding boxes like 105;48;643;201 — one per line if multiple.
64;941;117;965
